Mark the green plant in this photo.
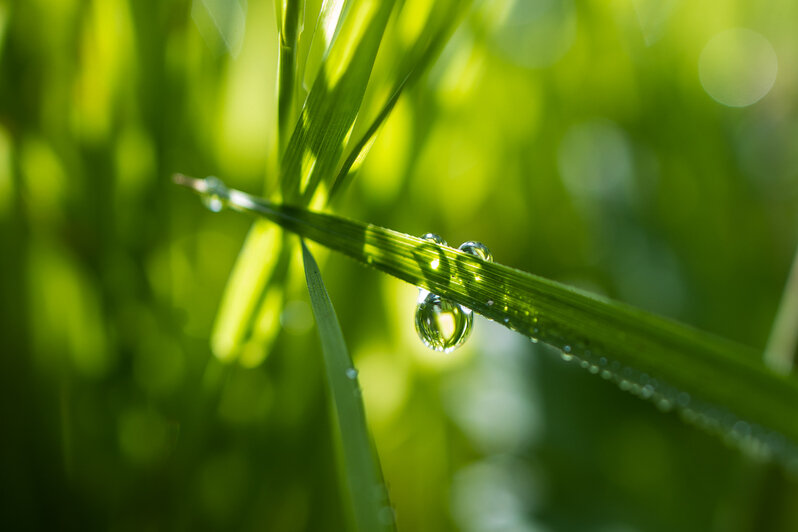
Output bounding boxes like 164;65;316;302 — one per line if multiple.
178;1;798;529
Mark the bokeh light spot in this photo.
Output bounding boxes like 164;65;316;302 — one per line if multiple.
698;28;777;108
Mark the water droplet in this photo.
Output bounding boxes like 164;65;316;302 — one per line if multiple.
563;345;571;353
487;299;494;306
414;236;494;353
346;368;358;380
414;233;473;352
561;353;573;362
421;233;447;246
415;292;473;353
200;176;229;212
458;241;493;262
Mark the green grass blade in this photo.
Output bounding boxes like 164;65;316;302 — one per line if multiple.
175;175;798;465
327;7;464;200
765;245;798;374
279;0;396;201
301;0;349;96
301;239;395;532
277;0;301;153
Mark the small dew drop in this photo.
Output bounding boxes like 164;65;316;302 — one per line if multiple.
200;176;229;212
600;369;612;380
563;345;571;353
346;368;358;380
486;300;494;306
421;233;447;246
561;353;574;362
458;241;493;262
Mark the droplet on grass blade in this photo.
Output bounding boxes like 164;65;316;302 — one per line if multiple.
415;290;473;353
200;176;230;212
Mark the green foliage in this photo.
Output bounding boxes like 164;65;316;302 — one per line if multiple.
3;0;798;531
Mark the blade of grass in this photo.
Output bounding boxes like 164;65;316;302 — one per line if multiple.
300;0;350;96
277;0;301;153
765;245;798;374
302;239;395;532
327;6;465;200
175;175;798;465
279;0;396;202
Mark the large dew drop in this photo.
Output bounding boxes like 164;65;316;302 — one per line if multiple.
414;234;492;353
415;290;473;353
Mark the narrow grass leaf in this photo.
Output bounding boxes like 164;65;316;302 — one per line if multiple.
302;240;395;532
277;0;302;152
301;0;350;95
328;5;466;200
279;0;396;201
765;245;798;374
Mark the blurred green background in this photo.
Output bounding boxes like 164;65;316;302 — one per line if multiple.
2;0;798;530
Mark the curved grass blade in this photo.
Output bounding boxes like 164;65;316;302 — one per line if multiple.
175;174;798;467
302;240;395;532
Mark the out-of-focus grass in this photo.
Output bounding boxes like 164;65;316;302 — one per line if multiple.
2;0;798;531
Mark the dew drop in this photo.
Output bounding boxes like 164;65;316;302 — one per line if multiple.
415;291;473;353
561;353;573;362
486;300;494;306
458;241;493;262
345;368;358;380
563;345;572;353
200;176;229;212
421;232;447;246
